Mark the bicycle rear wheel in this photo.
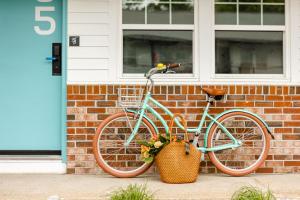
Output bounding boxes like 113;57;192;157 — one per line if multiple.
207;111;271;176
93;112;157;178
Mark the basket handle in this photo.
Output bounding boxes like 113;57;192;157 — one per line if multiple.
168;114;190;154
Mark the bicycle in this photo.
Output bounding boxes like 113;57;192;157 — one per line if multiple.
93;63;274;178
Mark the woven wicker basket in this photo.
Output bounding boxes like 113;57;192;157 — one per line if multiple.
155;114;201;184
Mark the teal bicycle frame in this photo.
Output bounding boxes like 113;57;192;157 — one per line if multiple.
124;91;272;153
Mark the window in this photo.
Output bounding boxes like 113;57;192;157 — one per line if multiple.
122;0;195;74
214;0;286;75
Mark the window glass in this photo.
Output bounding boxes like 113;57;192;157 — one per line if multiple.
263;5;285;25
147;3;169;24
123;2;145;24
215;4;237;25
123;0;194;25
214;0;285;25
123;30;193;73
172;3;194;24
239;5;261;25
215;31;283;74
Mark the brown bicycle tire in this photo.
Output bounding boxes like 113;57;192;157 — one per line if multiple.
207;111;271;176
93;112;157;178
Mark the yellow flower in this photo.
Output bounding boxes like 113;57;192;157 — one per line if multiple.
141;145;150;153
154;141;163;148
143;151;150;158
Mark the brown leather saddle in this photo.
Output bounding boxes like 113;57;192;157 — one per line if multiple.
201;87;226;100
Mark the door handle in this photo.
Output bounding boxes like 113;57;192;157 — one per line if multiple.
46;57;57;61
47;43;62;76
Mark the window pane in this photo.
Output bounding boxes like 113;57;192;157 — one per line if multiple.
123;30;193;73
215;5;237;25
147;3;169;24
215;0;236;2
215;31;283;74
239;5;261;25
263;5;285;25
172;3;194;24
263;0;284;3
239;0;260;2
123;3;145;24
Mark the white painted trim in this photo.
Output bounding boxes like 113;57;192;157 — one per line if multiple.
209;0;291;82
0;160;66;174
118;0;198;81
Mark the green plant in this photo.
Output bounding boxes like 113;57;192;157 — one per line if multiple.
139;134;186;163
110;184;154;200
231;186;276;200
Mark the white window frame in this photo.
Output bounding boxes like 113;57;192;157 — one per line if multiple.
211;0;291;81
117;0;199;82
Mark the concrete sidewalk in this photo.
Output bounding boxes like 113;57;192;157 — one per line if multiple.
0;174;300;200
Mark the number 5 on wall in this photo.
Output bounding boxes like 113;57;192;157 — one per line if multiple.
34;6;56;35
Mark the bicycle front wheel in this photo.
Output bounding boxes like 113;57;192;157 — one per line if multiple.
207;111;271;176
93;112;157;178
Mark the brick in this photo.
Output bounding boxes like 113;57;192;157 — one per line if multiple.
168;95;186;100
76;101;95;107
76;142;93;147
274;102;292;107
283;108;300;113
283;135;300;140
66;84;300;175
73;86;80;94
292;115;300;120
236;101;254;107
97;101;116;107
227;95;245;100
274;155;293;160
67;121;86;127
87;108;105;113
256;168;273;173
76;128;95;134
68;135;86;140
87;95;105;100
274;128;293;134
187;95;206;100
67;95;85;100
67;85;72;94
67;128;75;134
246;95;264;101
255;102;273;107
264;108;282;114
177;101;196;107
266;95;283;101
80;86;86;94
167;86;174;94
284;161;300;166
284;122;300;127
67;115;75;120
67;101;75;107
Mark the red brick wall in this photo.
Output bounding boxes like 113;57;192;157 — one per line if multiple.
67;85;300;174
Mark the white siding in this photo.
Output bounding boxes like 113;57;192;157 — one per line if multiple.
290;0;300;83
67;0;112;83
67;0;300;84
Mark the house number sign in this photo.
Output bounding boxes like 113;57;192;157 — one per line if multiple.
34;0;56;35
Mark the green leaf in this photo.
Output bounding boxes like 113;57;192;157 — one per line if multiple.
144;157;154;164
137;141;151;147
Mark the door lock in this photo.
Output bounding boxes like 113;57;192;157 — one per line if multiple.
46;43;62;76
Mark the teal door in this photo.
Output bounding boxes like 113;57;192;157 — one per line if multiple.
0;0;62;151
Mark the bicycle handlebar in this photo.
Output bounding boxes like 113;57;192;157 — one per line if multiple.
145;63;181;79
168;63;181;69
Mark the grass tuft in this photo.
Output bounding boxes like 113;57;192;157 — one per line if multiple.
231;186;276;200
110;184;154;200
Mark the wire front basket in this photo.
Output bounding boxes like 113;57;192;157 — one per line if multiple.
118;87;144;108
